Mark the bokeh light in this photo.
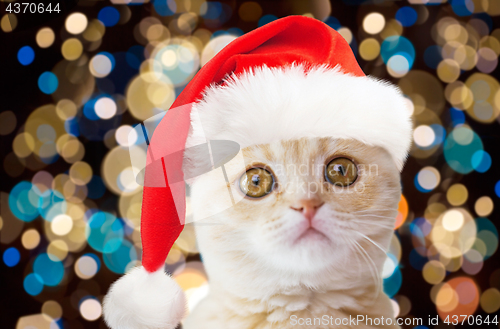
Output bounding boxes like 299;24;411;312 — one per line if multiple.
36;27;55;48
3;247;20;267
2;1;500;327
363;13;385;35
38;72;58;94
18;46;35;66
79;298;102;321
61;38;83;61
65;13;88;35
98;7;120;27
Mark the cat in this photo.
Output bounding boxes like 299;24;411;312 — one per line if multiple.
182;136;401;329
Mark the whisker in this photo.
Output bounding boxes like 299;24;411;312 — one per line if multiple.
353;214;397;220
349;220;394;230
351;239;381;299
351;208;398;214
344;238;361;279
356;232;388;253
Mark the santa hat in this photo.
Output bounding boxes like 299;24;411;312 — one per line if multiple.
103;15;412;329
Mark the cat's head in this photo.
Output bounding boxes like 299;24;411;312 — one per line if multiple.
189;137;400;285
184;65;411;291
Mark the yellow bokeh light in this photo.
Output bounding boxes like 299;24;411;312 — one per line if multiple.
474;196;493;217
36;27;55;48
79;299;102;321
51;214;73;236
423;260;446;284
1;14;17;32
480;288;500;313
65;12;88;35
413;125;435;147
435;283;459;312
21;229;41;250
61;38;83;61
447;184;468;206
437;59;461;83
56;99;77;120
442;209;464;232
363;13;385;35
82;19;105;42
41;300;63;321
47;239;69;261
337;27;353;44
13;132;35;158
359;38;380;61
69;161;93;185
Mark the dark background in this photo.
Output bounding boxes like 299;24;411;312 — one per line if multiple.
1;0;500;328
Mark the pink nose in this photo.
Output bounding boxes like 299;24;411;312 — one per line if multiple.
291;199;324;221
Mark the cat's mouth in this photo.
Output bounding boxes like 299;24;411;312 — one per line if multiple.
295;227;329;243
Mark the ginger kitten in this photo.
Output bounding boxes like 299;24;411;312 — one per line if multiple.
183;137;401;329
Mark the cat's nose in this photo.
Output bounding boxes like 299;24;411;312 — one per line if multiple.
291;199;324;221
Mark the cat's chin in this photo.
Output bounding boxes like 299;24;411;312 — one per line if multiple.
294;227;330;245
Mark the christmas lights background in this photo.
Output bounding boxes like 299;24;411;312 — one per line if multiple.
1;0;500;328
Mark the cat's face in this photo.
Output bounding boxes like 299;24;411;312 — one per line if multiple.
189;137;401;285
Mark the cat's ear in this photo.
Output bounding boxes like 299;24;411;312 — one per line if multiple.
103;266;186;329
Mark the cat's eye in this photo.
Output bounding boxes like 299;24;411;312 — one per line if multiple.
325;157;358;186
239;168;274;198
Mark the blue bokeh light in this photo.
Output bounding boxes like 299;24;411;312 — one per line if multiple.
409;248;428;270
83;98;100;121
86;212;124;253
103;239;137;274
424;45;442;69
383;266;402;298
33;253;64;286
18;46;35;65
98;6;120;27
381;36;416;69
324;16;341;30
227;27;244;37
87;176;106;199
24;273;44;296
153;0;176;16
476;217;498;239
414;174;431;193
444;127;484;174
126;46;145;70
449;107;465;126
38;189;67;222
495;181;500;198
258;14;278;27
451;0;474;17
471;150;491;173
9;181;40;222
38;72;58;94
201;1;222;20
3;247;20;267
201;2;232;28
395;7;418;27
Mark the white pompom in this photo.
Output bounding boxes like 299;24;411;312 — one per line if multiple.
103;266;186;329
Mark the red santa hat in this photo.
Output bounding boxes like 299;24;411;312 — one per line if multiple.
103;15;412;329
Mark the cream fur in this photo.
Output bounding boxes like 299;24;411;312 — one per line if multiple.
189;65;412;171
184;138;403;328
103;65;411;329
103;266;186;329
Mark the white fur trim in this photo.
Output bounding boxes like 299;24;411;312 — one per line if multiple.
103;266;186;329
190;65;413;171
